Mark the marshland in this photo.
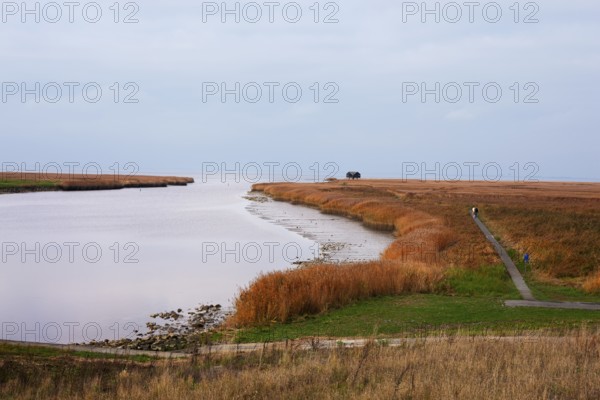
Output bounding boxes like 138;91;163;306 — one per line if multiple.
2;177;600;399
229;179;600;330
0;172;194;193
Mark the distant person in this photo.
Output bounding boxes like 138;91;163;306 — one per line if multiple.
524;253;530;264
472;207;479;219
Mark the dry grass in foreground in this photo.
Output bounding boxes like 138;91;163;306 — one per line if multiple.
2;329;600;399
230;261;443;326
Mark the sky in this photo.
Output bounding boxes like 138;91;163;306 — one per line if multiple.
1;0;599;181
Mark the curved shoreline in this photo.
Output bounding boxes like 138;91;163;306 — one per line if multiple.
245;192;394;263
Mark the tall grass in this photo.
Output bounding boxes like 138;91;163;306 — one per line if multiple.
233;179;600;326
230;261;443;326
382;227;456;262
583;272;600;293
260;179;600;282
229;183;461;326
483;205;600;279
256;182;494;268
3;329;600;399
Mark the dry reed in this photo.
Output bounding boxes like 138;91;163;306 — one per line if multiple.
3;329;600;399
230;261;443;326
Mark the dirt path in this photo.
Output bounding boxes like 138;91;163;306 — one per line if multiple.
472;212;600;311
504;300;600;310
0;336;580;358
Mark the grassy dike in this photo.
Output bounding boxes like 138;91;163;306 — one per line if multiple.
232;265;600;343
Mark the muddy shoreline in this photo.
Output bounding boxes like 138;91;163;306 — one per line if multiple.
245;192;394;263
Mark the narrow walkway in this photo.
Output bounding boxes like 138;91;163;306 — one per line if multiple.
0;336;580;357
505;300;600;310
472;213;535;300
472;212;600;311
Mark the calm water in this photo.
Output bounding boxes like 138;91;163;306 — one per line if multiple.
0;180;392;343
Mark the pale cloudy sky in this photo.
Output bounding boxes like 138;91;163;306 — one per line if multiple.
1;0;599;180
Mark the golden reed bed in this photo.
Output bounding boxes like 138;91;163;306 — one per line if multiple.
230;179;600;326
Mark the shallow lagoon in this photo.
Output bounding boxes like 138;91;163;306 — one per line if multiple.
0;179;392;343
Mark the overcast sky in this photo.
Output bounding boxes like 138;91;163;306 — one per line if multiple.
1;0;599;181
